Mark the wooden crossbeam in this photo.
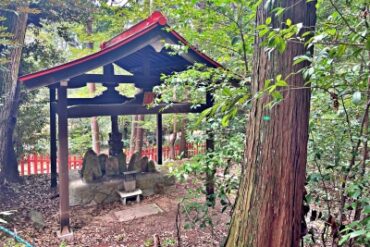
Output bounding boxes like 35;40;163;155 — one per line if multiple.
66;103;208;118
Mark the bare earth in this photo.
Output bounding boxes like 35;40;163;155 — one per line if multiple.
0;175;230;247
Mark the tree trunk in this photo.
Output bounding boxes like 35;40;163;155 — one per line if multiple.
179;114;188;158
130;115;138;153
135;115;144;156
86;17;100;154
0;8;28;183
225;1;316;246
169;115;177;160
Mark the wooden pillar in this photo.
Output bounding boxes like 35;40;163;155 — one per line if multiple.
111;115;118;133
156;114;163;164
57;82;71;235
49;87;57;188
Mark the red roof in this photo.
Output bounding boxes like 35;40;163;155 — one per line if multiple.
19;11;221;87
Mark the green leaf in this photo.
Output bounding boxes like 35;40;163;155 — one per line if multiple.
352;91;362;104
266;17;272;25
259;28;270;37
286;18;292;26
276;79;287;87
366;35;370;51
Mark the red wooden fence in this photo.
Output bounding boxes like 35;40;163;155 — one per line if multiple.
18;143;205;176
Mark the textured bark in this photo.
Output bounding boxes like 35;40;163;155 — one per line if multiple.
130;115;138;152
0;8;28;182
135;115;144;156
86;17;100;154
179;114;188;158
225;1;316;246
169;115;177;160
170;90;178;159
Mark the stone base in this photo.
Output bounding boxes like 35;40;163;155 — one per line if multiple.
69;170;175;206
57;229;74;241
117;189;142;205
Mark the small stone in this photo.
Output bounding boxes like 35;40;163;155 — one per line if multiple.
94;192;108;204
29;210;45;230
154;182;165;194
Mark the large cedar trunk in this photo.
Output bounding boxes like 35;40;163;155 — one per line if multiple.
86;17;101;154
225;1;316;246
0;8;28;183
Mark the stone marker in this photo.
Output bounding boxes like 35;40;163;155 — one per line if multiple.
147;160;157;172
117;151;127;173
98;154;108;175
128;151;139;171
81;149;102;183
105;156;120;176
134;156;148;172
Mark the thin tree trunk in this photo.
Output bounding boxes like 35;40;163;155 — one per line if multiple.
179;114;188;158
135;115;144;156
353;53;370;223
169;115;177;160
225;1;316;246
0;8;28;183
130;115;138;153
86;17;100;154
170;89;178;159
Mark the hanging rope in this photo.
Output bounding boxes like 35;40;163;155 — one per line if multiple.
0;225;33;247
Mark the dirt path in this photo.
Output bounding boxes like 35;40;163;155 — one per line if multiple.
0;175;229;246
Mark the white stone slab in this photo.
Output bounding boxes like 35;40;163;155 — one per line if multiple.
117;189;143;198
114;203;163;222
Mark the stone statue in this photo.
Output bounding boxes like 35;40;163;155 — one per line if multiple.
116;151;127;173
81;149;102;183
98;154;108;175
134;156;148;172
128;151;140;171
105;156;120;176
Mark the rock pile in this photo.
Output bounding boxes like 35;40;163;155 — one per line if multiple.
80;149;157;183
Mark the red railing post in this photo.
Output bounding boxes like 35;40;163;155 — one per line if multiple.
27;155;31;176
68;155;71;170
20;156;24;176
73;156;77;170
40;154;44;174
33;154;38;175
47;155;50;174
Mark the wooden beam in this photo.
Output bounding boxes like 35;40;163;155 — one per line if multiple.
67;74;134;88
67;94;132;106
49;87;57;188
157;114;163;165
49;74;161;89
57;84;71;235
66;103;208;118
